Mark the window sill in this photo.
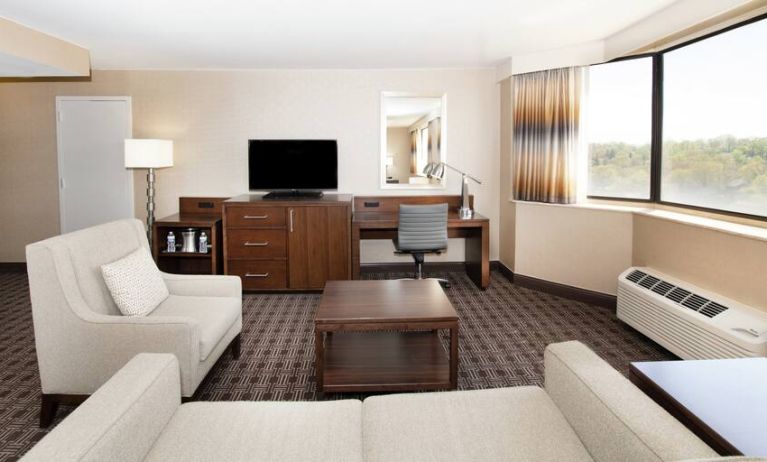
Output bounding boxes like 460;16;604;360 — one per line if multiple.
510;198;767;243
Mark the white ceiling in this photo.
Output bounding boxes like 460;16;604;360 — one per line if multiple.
385;97;442;127
0;0;677;69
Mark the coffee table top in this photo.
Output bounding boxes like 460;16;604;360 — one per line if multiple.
631;358;767;456
316;280;458;325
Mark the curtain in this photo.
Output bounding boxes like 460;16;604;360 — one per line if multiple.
512;67;582;204
428;117;441;163
409;129;418;174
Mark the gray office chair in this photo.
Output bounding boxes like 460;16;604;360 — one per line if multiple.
394;203;450;288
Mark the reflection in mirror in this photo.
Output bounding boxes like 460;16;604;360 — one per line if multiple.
381;93;446;189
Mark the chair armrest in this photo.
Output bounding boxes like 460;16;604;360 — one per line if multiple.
21;354;180;462
161;272;242;298
40;313;201;396
544;341;717;462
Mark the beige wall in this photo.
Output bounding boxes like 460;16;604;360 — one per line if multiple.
633;214;767;311
498;78;515;268
0;68;499;263
513;202;634;295
385;127;411;183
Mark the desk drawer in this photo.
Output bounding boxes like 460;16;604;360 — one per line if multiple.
228;260;287;290
225;207;285;228
227;229;286;258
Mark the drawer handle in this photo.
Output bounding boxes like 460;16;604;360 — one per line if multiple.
244;241;269;247
243;215;269;219
245;272;270;278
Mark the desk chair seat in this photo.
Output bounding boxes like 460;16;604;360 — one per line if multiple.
393;203;450;288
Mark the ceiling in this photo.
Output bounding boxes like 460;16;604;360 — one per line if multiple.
0;0;677;69
385;97;442;127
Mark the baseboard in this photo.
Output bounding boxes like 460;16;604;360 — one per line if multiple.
0;262;26;273
495;262;616;309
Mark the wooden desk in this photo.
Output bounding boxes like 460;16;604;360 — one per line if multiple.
352;195;490;289
630;358;767;457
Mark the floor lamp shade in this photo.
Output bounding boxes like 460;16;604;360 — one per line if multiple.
124;139;173;168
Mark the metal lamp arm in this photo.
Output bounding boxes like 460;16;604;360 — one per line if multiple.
442;162;482;184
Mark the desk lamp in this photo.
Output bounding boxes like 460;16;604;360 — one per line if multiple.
424;161;481;219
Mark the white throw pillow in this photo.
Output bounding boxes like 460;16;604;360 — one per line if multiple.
101;248;169;317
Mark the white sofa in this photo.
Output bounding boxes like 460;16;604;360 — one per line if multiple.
23;341;758;462
26;219;242;426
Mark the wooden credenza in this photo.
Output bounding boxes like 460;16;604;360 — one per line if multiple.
223;194;352;290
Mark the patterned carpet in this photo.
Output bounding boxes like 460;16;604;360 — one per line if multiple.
0;270;673;461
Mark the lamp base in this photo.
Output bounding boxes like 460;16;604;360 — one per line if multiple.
459;207;474;219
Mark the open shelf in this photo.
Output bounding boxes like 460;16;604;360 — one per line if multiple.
159;250;213;258
322;331;451;393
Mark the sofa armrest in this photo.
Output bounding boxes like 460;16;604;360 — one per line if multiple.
161;272;242;299
22;354;180;462
35;313;200;397
544;341;718;462
81;314;200;394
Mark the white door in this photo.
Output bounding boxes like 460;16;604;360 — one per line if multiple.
56;97;133;233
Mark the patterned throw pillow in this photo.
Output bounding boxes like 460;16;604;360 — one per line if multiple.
101;248;169;316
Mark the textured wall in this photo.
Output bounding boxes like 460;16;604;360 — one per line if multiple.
0;68;499;262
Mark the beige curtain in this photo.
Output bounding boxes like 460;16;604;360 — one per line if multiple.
512;67;582;204
428;117;441;163
409;129;418;174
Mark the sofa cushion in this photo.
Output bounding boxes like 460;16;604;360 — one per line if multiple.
101;248;169;317
151;295;240;361
144;400;363;462
362;386;594;462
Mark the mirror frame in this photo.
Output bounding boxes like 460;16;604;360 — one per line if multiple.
379;91;447;190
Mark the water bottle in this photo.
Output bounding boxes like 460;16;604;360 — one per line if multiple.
166;232;176;253
199;232;208;254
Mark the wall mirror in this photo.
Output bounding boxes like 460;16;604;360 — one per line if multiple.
380;92;446;189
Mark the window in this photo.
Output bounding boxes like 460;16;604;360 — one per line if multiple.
662;18;767;217
587;57;653;199
583;14;767;219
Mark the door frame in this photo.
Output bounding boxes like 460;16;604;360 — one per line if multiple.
55;96;134;234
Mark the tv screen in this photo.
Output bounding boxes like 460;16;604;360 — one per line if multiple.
248;139;338;191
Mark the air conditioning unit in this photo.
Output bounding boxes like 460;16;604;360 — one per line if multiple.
617;267;767;359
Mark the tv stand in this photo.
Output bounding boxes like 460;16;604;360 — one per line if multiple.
263;190;324;200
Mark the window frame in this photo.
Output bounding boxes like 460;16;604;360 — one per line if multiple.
586;12;767;221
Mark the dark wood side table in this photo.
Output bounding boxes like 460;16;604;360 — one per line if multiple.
314;280;459;395
152;197;228;275
630;358;767;457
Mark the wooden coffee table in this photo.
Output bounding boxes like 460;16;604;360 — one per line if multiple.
630;358;767;456
314;280;459;394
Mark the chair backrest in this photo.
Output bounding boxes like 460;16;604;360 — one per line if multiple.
397;203;448;252
26;219;150;316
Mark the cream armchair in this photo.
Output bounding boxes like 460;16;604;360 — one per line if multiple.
26;219;242;426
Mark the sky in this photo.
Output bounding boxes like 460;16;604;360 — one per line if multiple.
587;17;767;144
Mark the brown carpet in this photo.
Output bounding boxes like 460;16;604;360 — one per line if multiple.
0;270;673;461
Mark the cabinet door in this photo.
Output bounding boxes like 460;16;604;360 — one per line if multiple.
288;206;350;289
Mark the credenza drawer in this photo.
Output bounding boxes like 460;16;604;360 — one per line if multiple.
226;229;286;258
225;207;286;228
228;260;287;290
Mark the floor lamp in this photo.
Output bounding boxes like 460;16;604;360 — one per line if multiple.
124;139;174;246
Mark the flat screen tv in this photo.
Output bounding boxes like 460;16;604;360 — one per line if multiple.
248;139;338;196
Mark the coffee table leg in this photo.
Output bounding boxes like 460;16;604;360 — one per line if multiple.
450;324;458;389
315;330;324;397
